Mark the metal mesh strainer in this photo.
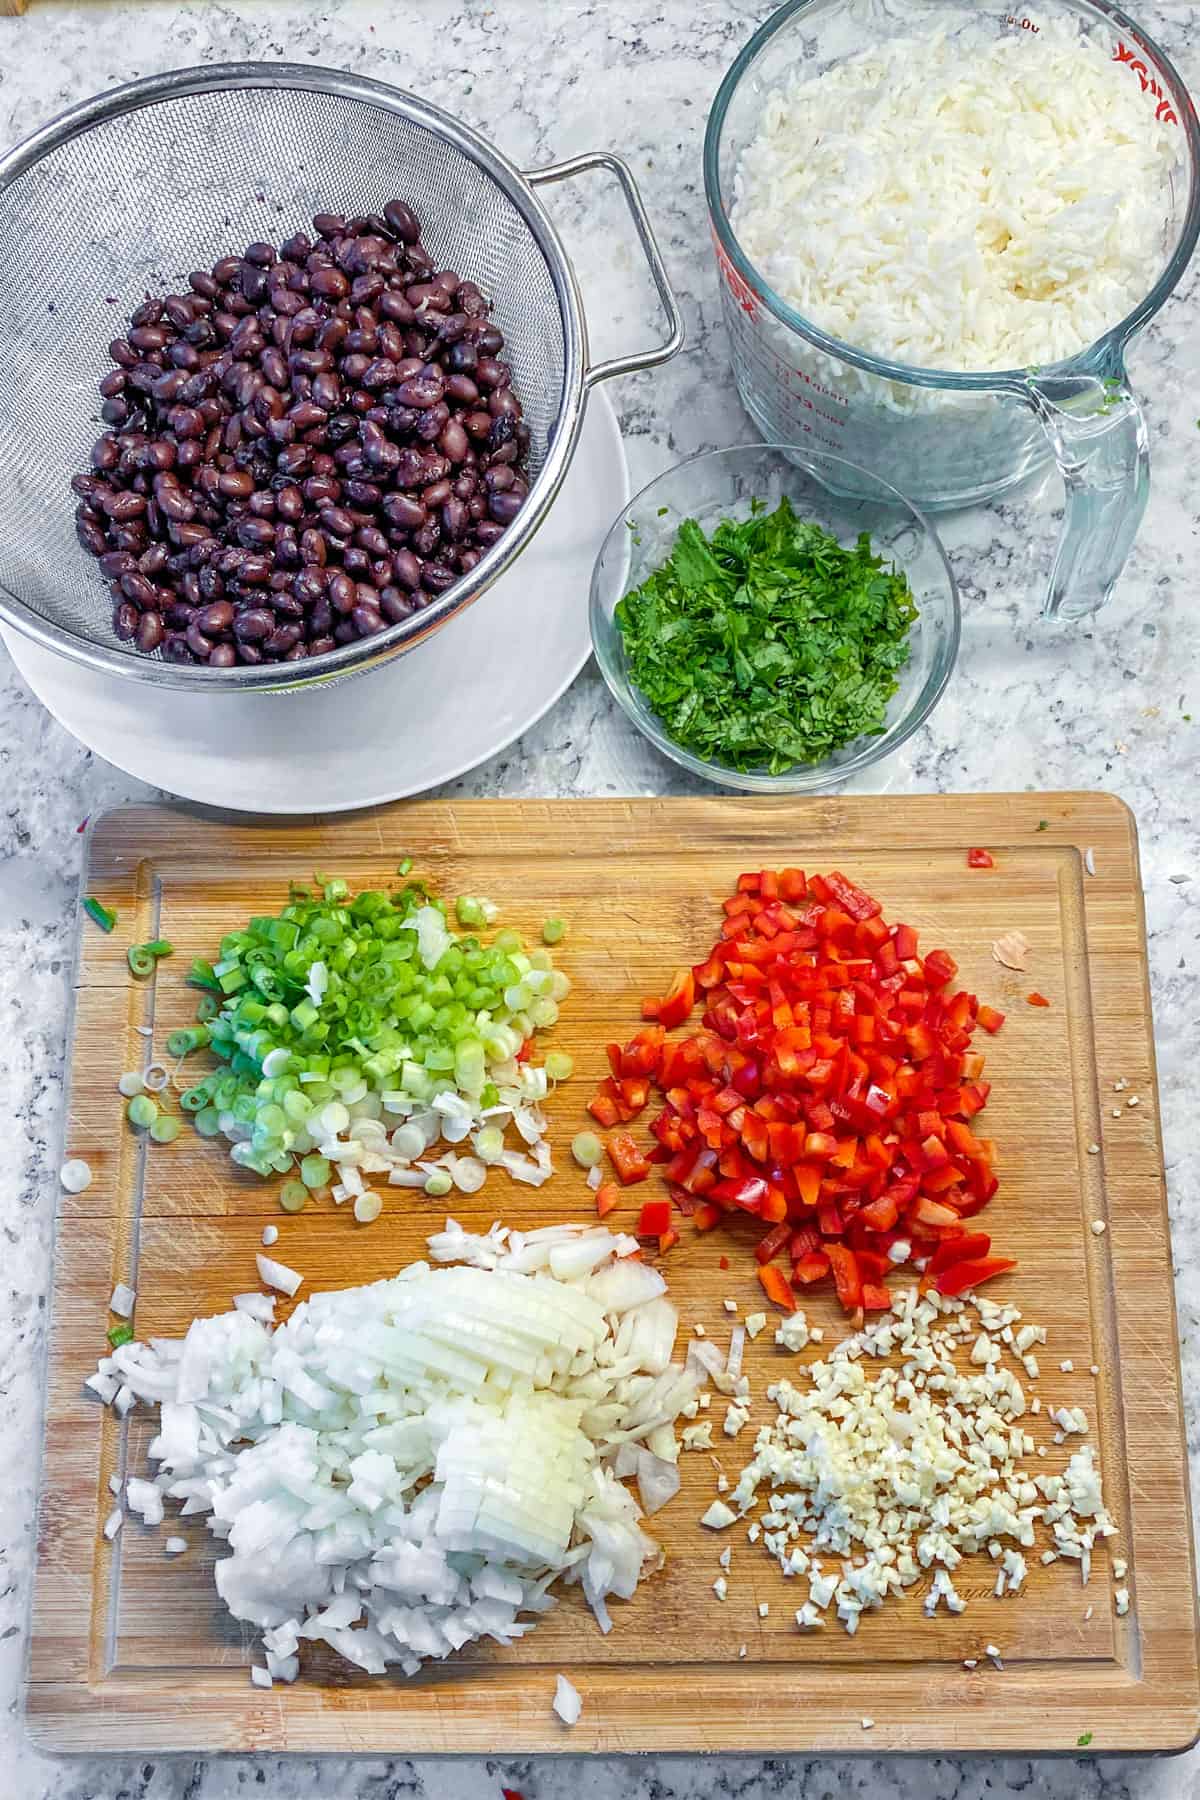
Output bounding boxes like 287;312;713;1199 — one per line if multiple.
0;63;682;691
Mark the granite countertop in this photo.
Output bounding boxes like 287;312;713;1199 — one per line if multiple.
2;1;1199;1794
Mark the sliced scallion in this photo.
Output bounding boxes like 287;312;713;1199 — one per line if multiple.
83;896;117;933
127;1094;158;1130
542;917;566;945
107;1322;134;1349
279;1180;308;1214
545;1051;574;1081
150;1115;181;1144
127;944;157;979
572;1131;603;1169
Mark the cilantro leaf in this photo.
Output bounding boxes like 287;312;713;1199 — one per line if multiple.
614;499;917;774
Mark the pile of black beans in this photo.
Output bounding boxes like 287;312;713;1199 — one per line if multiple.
71;201;530;667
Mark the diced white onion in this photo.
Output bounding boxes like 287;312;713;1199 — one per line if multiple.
255;1254;302;1297
109;1282;136;1318
553;1673;583;1726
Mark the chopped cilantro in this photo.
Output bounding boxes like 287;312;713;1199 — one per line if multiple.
1077;1731;1093;1747
614;498;917;774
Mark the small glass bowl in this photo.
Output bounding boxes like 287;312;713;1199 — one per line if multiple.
589;443;960;792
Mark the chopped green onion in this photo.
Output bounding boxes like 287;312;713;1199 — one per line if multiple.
541;917;566;945
143;938;174;958
279;1180;308;1214
396;859;413;877
83;896;117;933
117;1071;145;1098
424;1169;453;1197
474;1125;505;1163
127;944;157;979
127;1094;158;1130
166;872;570;1194
353;1189;383;1223
107;1322;134;1349
545;1051;574;1081
572;1131;603;1169
150;1114;181;1144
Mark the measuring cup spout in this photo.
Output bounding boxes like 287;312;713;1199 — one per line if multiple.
1018;348;1150;620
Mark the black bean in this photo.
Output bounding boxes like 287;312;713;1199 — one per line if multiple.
232;607;272;641
77;205;528;667
113;600;140;639
328;570;356;614
421;561;456;593
384;493;427;531
384;199;421;243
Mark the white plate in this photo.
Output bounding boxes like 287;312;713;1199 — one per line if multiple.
4;392;627;815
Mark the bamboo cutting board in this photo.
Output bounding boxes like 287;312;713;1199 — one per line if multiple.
26;793;1200;1754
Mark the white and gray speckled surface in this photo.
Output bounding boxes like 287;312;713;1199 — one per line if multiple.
2;1;1200;1794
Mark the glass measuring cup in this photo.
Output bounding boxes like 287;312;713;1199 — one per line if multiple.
704;0;1200;618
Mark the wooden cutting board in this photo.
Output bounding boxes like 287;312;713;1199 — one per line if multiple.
26;793;1199;1754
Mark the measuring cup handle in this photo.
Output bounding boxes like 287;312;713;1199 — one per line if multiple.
525;152;685;388
1021;355;1150;621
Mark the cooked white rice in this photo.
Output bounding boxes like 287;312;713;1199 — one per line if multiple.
731;18;1177;373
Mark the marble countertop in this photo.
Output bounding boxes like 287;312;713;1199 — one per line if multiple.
2;0;1200;1794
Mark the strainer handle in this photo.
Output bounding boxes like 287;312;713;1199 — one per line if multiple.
525;152;685;388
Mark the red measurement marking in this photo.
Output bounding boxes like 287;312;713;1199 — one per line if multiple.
1114;38;1178;123
712;227;760;319
1005;15;1039;32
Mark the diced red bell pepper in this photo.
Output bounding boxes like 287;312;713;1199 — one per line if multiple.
1027;991;1051;1007
620;1026;666;1076
637;1199;672;1237
603;868;1009;1317
925;1231;991;1276
658;1228;679;1254
755;1221;792;1264
587;1080;621;1128
893;923;919;961
858;1192;899;1232
792;1250;831;1284
645;968;695;1031
608;1131;651;1186
595;1182;620;1219
923;949;958;988
825;1242;862;1311
711;1175;768;1213
967;848;995;868
935;1255;1016;1296
824;870;882;922
910;1196;961;1229
757;1263;797;1311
